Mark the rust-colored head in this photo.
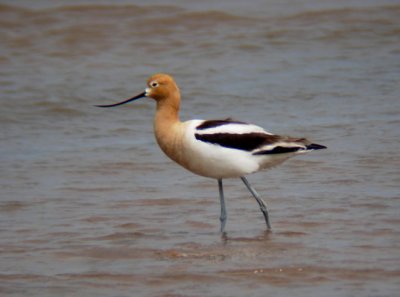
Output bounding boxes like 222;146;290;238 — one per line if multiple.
145;73;180;102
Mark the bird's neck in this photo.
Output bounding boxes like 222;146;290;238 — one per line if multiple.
154;97;181;128
153;98;184;163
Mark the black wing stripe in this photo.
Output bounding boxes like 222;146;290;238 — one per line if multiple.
195;132;280;151
196;119;247;130
252;146;302;155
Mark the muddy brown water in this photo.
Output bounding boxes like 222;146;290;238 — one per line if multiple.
1;1;399;296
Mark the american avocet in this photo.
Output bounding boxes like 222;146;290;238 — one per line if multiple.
97;73;326;232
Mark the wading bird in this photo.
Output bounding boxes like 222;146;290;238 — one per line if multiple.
97;73;326;232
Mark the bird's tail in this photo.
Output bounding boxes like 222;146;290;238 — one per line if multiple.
306;143;327;150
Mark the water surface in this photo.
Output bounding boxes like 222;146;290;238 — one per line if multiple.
0;1;399;296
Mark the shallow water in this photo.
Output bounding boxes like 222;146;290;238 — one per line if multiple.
1;1;399;296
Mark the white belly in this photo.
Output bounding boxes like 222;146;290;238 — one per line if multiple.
183;139;260;178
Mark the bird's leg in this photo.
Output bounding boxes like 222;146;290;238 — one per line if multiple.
240;176;272;230
218;179;227;233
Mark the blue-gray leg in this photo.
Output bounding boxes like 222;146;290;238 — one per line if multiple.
218;179;227;233
241;176;272;230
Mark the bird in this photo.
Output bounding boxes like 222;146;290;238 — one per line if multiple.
96;73;326;232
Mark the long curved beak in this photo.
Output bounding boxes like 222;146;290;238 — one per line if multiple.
96;91;146;108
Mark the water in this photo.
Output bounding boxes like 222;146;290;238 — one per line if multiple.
1;1;399;296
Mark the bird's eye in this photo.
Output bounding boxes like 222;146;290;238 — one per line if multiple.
150;81;159;88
